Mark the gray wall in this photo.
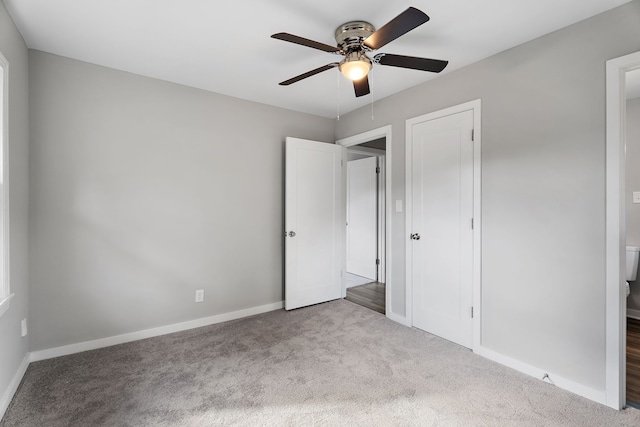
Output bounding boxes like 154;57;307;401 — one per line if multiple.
28;51;334;350
10;0;640;404
0;0;30;407
347;151;371;162
360;137;386;151
627;97;640;310
336;1;640;392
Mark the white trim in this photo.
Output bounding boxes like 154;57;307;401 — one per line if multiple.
0;292;14;318
1;302;284;418
385;311;408;326
378;156;386;284
347;146;386;157
606;50;640;410
405;99;482;346
628;308;640;320
30;301;284;362
471;104;482;351
475;346;607;405
336;125;394;321
405;121;413;327
0;353;29;420
0;50;10;317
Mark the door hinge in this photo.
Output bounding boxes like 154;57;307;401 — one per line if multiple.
471;306;474;318
471;218;474;230
376;258;380;265
471;129;475;142
376;166;381;174
341;159;344;167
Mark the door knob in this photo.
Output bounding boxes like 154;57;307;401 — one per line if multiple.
410;233;420;240
288;231;296;237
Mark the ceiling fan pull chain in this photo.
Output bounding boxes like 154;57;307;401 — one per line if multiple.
370;70;374;121
336;68;341;120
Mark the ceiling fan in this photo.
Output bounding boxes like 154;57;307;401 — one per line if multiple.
271;7;448;98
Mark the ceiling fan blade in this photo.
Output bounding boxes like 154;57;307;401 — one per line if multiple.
363;7;430;50
353;75;370;97
279;63;339;86
374;53;448;73
271;32;340;53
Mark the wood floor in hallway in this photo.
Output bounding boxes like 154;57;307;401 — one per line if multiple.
628;317;640;407
345;282;385;314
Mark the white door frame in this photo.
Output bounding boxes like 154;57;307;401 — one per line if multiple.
605;50;640;410
337;126;395;321
405;99;482;350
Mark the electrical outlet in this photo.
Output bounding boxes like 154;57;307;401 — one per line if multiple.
21;319;27;337
195;289;205;303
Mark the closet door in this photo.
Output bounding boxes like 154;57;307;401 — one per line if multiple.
409;110;474;348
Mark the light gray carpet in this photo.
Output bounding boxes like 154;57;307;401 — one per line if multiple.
2;299;640;426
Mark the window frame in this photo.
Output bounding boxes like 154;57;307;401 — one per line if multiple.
0;50;11;318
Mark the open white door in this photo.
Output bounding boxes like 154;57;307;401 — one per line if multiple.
285;137;345;310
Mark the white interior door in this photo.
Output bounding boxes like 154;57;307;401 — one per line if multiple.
409;110;474;348
285;137;344;310
347;156;378;280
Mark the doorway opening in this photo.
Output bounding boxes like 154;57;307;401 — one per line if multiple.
605;50;640;410
625;69;640;408
337;126;393;318
344;140;386;314
623;66;640;408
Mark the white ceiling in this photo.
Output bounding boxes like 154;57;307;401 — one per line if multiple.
4;0;632;118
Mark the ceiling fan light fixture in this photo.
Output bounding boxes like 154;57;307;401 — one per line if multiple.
339;53;372;81
273;7;446;98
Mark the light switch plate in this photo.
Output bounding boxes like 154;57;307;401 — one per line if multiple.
395;200;403;212
195;289;204;303
634;192;640;204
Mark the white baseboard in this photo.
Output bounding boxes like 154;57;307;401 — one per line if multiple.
627;308;640;320
0;353;30;421
386;311;410;327
475;345;607;406
30;301;284;362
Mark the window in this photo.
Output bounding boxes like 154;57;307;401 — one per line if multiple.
0;51;10;318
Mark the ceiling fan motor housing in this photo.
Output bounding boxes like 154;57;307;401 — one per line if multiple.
272;7;447;97
335;21;375;53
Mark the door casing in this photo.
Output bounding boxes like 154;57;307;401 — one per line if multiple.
337;126;395;322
